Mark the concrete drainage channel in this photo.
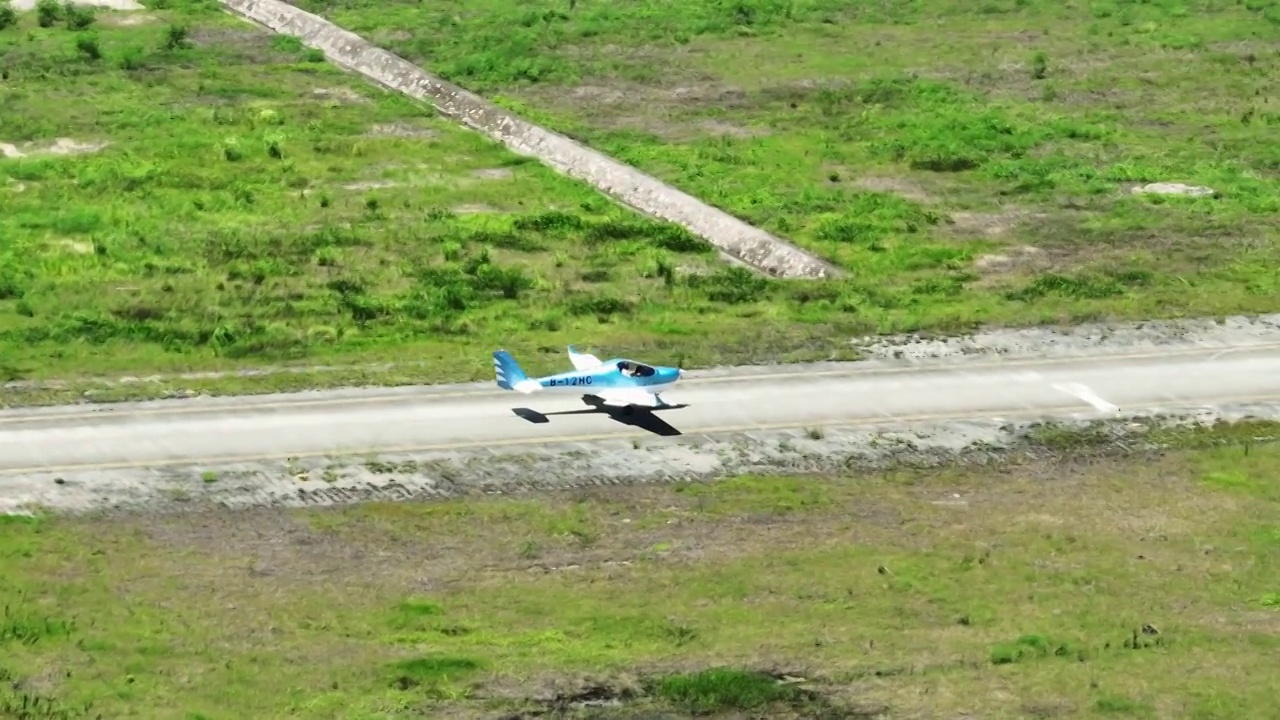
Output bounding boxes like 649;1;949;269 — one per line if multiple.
218;0;841;280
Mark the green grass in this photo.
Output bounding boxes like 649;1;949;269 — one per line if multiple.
0;0;868;396
304;0;1280;312
3;421;1280;717
653;667;812;714
3;0;1280;401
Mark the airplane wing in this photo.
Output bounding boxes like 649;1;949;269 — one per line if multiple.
567;345;603;372
595;387;663;408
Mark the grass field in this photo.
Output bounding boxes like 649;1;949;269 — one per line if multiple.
314;0;1280;283
309;0;1280;309
2;420;1278;718
2;0;1279;399
0;0;867;396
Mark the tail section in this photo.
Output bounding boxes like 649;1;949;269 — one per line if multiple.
493;350;539;393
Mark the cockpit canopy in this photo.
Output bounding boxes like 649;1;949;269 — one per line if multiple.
616;360;656;377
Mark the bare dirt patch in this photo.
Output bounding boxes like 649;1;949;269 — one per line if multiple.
946;208;1048;238
699;119;765;138
365;122;437;138
973;244;1046;272
339;180;399;190
142;508;379;584
516;80;774;141
472;167;514;180
582;113;765;141
370;28;412;44
311;87;369;105
0;138;109;159
100;12;156;25
187;25;281;64
850;176;934;203
8;0;142;8
48;239;95;255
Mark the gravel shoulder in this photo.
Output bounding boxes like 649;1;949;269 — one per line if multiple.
7;404;1279;517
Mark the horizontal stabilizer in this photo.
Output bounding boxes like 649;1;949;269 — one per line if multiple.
512;379;541;394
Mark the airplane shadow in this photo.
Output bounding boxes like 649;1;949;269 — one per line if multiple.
512;395;688;437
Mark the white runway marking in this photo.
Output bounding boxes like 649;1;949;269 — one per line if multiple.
1052;382;1120;413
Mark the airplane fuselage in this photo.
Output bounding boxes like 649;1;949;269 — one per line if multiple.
535;366;678;396
493;347;682;409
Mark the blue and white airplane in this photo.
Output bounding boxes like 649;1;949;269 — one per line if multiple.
493;346;682;411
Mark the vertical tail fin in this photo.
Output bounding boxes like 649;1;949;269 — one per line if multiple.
493;350;528;391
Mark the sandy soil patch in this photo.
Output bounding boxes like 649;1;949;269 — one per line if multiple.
850;176;934;203
311;87;368;105
104;13;156;25
974;245;1046;272
364;122;437;138
471;167;513;180
8;0;142;8
48;239;95;255
0;138;109;159
587;114;765;141
340;180;399;191
946;208;1048;237
371;29;412;44
453;203;498;214
520;81;772;141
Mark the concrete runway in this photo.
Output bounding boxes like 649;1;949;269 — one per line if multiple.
3;344;1280;476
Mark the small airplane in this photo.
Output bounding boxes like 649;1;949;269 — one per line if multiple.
493;345;682;412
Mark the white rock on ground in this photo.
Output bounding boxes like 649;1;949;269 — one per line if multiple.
1131;182;1214;197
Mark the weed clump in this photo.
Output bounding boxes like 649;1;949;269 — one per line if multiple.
989;634;1080;664
0;256;32;300
388;655;482;691
651;668;809;714
387;598;444;631
163;23;189;50
684;266;771;304
1030;51;1049;79
0;2;16;30
1006;270;1154;302
64;2;95;30
35;0;59;27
